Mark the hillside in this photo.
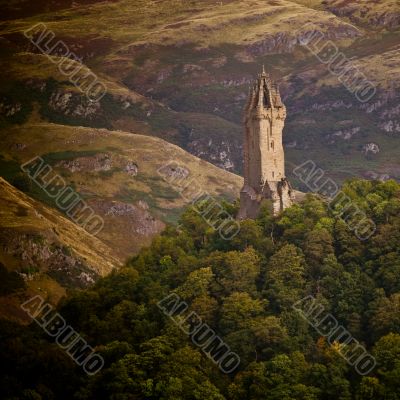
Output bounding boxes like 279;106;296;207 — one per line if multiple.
0;0;399;180
0;177;119;322
0;121;243;259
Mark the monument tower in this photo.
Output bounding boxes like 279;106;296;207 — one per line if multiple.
238;66;294;218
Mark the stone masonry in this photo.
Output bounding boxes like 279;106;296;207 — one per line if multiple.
238;66;294;218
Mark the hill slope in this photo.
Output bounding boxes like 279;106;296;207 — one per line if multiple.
0;122;243;259
0;177;119;322
1;0;399;180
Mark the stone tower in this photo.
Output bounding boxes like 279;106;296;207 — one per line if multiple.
238;66;294;219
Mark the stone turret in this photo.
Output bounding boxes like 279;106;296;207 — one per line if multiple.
238;66;294;218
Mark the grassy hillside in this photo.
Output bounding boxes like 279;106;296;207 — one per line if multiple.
0;0;361;47
0;0;398;181
0;177;119;322
0;1;398;242
0;121;243;259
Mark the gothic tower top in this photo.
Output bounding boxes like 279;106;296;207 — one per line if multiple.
244;66;285;121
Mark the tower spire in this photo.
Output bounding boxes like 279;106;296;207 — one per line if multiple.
261;64;267;77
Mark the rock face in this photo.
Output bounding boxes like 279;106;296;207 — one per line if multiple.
238;67;294;219
101;200;163;236
48;89;102;120
325;0;400;30
0;177;119;314
57;153;112;172
362;142;380;155
326;127;360;144
0;99;22;117
187;139;240;171
2;232;98;288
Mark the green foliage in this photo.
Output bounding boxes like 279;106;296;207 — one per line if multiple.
264;244;306;311
2;178;400;399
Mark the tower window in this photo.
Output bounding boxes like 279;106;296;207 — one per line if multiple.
271;141;274;150
272;171;274;178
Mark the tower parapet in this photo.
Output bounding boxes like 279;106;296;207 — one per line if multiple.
238;67;294;219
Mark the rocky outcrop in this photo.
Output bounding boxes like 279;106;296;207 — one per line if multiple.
125;161;138;176
96;200;164;236
187;138;240;171
326;127;360;144
325;1;400;30
379;104;400;134
379;120;400;134
0;99;22;117
1;231;98;288
362;142;380;155
56;152;140;177
56;153;112;172
0;177;119;298
49;90;102;120
57;153;112;172
310;100;353;112
364;171;390;181
247;24;361;56
159;164;189;180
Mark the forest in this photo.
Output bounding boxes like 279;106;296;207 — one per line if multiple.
1;178;400;400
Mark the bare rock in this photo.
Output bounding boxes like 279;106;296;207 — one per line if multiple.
56;153;112;172
49;89;102;120
125;161;138;176
326;127;360;143
362;143;380;155
0;100;22;117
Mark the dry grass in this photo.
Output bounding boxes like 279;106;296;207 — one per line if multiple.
0;177;121;320
0;177;120;274
0;122;243;258
0;52;149;103
310;43;400;90
0;0;361;48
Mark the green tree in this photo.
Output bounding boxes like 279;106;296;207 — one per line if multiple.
264;244;306;310
205;247;261;297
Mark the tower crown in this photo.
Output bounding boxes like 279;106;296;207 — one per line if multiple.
246;66;284;113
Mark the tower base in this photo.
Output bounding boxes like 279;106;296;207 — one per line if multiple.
237;178;294;219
